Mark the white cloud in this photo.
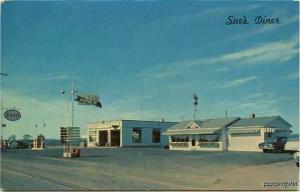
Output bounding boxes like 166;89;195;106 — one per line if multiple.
284;72;299;80
211;96;280;117
219;37;299;65
10;74;71;82
149;71;178;79
42;75;70;80
244;92;271;100
217;76;258;88
137;71;178;80
215;67;230;72
170;35;299;69
2;86;161;139
2;89;66;139
2;89;103;139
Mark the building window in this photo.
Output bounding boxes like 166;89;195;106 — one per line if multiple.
231;132;261;137
152;128;160;143
171;135;189;142
132;128;142;143
199;134;219;142
89;136;96;142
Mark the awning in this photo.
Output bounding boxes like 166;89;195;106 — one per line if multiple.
265;128;275;133
163;128;222;136
228;129;260;134
273;129;289;137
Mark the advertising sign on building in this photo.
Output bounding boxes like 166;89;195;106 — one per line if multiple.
4;109;21;121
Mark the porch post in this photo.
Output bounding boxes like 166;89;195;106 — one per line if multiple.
108;130;111;146
221;127;228;151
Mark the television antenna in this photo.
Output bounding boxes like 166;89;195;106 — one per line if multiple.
192;93;198;120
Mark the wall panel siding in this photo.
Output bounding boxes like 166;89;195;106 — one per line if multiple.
121;120;176;147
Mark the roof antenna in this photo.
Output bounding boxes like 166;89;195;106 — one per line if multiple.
192;93;198;120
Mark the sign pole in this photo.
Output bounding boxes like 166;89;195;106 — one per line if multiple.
1;73;8;147
1;99;3;145
61;80;78;157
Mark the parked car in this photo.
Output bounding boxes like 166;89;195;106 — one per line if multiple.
294;151;299;167
258;137;287;153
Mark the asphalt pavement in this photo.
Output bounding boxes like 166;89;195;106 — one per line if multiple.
0;147;296;191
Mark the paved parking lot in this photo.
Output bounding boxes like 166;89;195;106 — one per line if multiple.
1;147;298;191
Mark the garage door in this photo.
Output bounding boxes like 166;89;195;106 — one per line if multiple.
228;134;264;152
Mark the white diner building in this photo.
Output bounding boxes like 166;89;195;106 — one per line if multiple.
162;115;291;152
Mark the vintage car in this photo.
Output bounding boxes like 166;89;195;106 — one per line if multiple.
258;137;287;153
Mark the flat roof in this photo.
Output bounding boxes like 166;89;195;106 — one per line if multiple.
87;119;178;124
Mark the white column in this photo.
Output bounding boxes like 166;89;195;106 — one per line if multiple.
108;130;111;146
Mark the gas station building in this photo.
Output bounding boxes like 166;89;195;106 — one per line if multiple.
87;120;176;147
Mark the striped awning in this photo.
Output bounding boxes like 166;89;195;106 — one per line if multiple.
163;128;222;136
264;128;275;133
228;129;260;134
273;129;289;137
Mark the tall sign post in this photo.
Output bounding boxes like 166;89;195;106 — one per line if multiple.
1;73;8;148
61;80;102;157
61;80;78;157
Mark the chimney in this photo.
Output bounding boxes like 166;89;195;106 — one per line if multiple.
251;113;255;118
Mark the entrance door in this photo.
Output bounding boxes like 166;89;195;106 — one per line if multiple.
99;131;108;146
192;139;196;146
111;130;120;146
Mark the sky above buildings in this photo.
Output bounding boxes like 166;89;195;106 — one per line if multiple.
1;1;299;139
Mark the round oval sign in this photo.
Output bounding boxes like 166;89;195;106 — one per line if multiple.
4;109;21;121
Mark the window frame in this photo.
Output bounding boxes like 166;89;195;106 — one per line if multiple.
152;128;161;143
132;128;142;143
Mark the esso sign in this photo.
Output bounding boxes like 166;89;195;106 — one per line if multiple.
4;109;21;121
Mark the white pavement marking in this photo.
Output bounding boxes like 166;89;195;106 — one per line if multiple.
35;156;99;166
2;166;91;190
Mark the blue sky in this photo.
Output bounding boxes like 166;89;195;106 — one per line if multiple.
1;1;299;139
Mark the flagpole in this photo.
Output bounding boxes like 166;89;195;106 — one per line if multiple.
71;80;74;128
